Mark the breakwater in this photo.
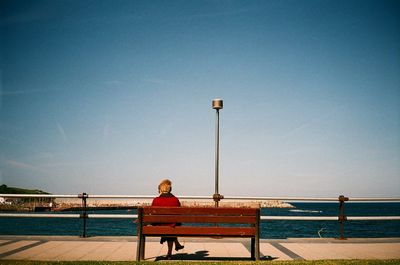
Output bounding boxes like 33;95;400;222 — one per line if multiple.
0;198;294;212
53;198;294;211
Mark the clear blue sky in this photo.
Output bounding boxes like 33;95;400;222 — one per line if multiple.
1;0;399;197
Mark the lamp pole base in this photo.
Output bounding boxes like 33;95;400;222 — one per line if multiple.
213;193;224;207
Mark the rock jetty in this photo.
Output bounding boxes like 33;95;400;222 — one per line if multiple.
53;198;294;211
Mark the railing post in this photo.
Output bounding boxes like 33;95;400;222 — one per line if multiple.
79;192;89;238
338;195;348;240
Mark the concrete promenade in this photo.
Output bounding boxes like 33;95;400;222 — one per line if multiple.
1;236;400;261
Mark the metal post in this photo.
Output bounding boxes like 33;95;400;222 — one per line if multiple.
338;195;348;240
212;99;224;207
215;108;220;205
79;193;88;238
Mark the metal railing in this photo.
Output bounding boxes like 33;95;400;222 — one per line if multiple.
1;194;399;239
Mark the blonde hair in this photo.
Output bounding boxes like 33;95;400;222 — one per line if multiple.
158;179;172;194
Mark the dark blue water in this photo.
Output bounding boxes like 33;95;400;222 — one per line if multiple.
1;203;399;239
260;202;400;238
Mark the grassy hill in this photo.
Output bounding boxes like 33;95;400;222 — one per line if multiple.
0;184;50;194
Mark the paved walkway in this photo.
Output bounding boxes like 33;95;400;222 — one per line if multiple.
1;236;400;261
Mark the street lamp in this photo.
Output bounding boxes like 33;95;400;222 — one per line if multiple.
212;99;223;207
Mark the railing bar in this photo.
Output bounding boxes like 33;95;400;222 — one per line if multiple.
348;198;400;202
0;213;80;218
1;213;399;221
347;216;400;221
88;214;138;219
0;213;138;218
0;194;79;198
261;216;338;221
0;194;154;199
83;195;155;199
260;216;400;221
1;194;400;202
223;196;339;201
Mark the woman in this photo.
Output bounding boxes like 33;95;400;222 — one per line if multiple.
152;179;184;259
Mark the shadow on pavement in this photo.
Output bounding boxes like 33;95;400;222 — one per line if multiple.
154;250;278;261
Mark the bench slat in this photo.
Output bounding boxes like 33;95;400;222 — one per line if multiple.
143;215;256;224
142;226;256;237
143;207;258;216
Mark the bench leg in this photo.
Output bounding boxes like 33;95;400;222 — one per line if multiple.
255;236;260;261
251;237;260;261
254;210;260;261
136;235;143;261
136;235;146;261
251;237;255;260
140;236;146;260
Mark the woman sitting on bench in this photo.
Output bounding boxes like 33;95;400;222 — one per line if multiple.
152;179;184;259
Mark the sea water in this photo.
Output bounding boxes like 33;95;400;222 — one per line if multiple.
1;203;399;239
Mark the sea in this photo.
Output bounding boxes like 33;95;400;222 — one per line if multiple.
1;203;399;239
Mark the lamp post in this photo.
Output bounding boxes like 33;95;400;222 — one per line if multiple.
212;99;223;207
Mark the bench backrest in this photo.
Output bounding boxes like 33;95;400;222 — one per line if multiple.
139;206;260;226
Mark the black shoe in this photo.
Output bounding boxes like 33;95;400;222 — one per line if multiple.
175;245;184;251
160;238;166;244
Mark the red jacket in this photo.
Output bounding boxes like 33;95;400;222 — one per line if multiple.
151;193;181;227
152;193;181;207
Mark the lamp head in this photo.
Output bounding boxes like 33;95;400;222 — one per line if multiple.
212;99;223;110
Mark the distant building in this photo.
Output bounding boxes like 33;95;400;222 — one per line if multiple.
0;197;13;205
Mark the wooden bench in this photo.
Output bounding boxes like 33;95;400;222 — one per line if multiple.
136;206;260;261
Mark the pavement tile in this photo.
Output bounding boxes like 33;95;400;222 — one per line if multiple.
170;242;206;260
143;242;166;260
0;241;38;255
260;243;293;261
223;242;250;258
281;243;350;260
79;242;124;260
204;242;234;258
371;243;400;259
281;243;400;260
204;242;249;258
341;243;400;259
13;241;98;261
55;242;106;261
106;242;136;261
